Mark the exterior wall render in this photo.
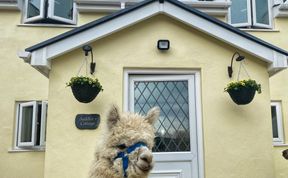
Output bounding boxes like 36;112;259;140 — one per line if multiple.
0;5;288;178
0;10;105;178
247;18;288;178
47;15;274;178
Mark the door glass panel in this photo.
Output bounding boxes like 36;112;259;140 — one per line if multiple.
54;0;74;20
271;106;279;138
255;0;269;25
134;80;190;152
27;0;41;18
230;0;249;24
20;106;34;142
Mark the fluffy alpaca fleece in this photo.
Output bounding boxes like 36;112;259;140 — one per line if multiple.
89;105;160;178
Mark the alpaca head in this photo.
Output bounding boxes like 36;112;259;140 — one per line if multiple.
105;105;160;177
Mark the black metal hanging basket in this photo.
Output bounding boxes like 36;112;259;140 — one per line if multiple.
71;83;101;103
227;87;256;105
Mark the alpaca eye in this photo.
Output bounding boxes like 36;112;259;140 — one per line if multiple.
116;144;127;150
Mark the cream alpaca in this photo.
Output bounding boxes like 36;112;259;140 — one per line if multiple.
89;105;160;178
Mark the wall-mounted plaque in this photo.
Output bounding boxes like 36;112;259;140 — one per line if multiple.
75;114;100;130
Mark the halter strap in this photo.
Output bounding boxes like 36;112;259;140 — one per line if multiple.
114;142;147;178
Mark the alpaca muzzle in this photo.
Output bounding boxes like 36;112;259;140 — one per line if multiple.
114;142;149;178
137;149;153;172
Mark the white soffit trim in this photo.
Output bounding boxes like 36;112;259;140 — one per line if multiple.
28;0;287;77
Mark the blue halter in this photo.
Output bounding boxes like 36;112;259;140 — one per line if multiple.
114;142;147;178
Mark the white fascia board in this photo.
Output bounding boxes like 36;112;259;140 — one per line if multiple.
196;8;228;16
77;0;230;16
45;2;159;60
0;2;19;10
181;1;230;8
30;48;51;70
268;52;288;76
163;2;276;63
18;51;31;63
77;5;121;12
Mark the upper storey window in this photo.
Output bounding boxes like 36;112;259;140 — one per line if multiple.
23;0;77;25
229;0;272;29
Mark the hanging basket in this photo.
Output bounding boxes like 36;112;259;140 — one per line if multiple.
71;83;101;103
224;79;261;105
67;76;103;103
227;87;256;105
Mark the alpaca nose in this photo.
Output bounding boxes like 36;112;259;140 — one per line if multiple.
140;152;153;163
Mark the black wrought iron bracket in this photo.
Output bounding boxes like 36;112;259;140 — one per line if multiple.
228;52;245;78
82;45;96;75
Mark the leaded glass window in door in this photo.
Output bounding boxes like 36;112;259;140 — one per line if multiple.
128;74;200;178
130;75;192;152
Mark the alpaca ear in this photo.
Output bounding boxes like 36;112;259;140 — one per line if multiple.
145;107;160;125
107;105;120;129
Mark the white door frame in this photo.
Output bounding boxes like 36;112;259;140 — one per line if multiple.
123;69;205;178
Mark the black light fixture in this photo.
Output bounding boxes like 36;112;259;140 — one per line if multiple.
157;40;170;51
228;52;245;78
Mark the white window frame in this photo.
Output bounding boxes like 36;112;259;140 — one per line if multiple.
251;0;272;28
40;101;48;146
228;0;252;27
23;0;77;25
15;101;48;149
17;101;38;147
229;0;273;29
23;0;45;23
47;0;77;25
271;102;284;144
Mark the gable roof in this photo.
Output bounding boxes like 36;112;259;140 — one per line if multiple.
25;0;288;56
20;0;288;77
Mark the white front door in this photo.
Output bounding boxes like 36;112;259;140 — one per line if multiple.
126;73;202;178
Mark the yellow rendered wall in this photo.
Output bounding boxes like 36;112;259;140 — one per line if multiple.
47;15;274;178
0;9;220;178
0;10;105;178
247;18;288;178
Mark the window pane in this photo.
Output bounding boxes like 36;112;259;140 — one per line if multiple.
255;0;270;25
230;0;249;24
134;80;190;152
54;0;74;20
27;0;41;18
20;106;34;142
44;104;48;142
271;106;279;138
36;104;42;146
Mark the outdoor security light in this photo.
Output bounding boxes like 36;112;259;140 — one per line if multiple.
157;40;170;50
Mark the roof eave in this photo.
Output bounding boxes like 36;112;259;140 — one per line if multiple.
22;0;288;78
